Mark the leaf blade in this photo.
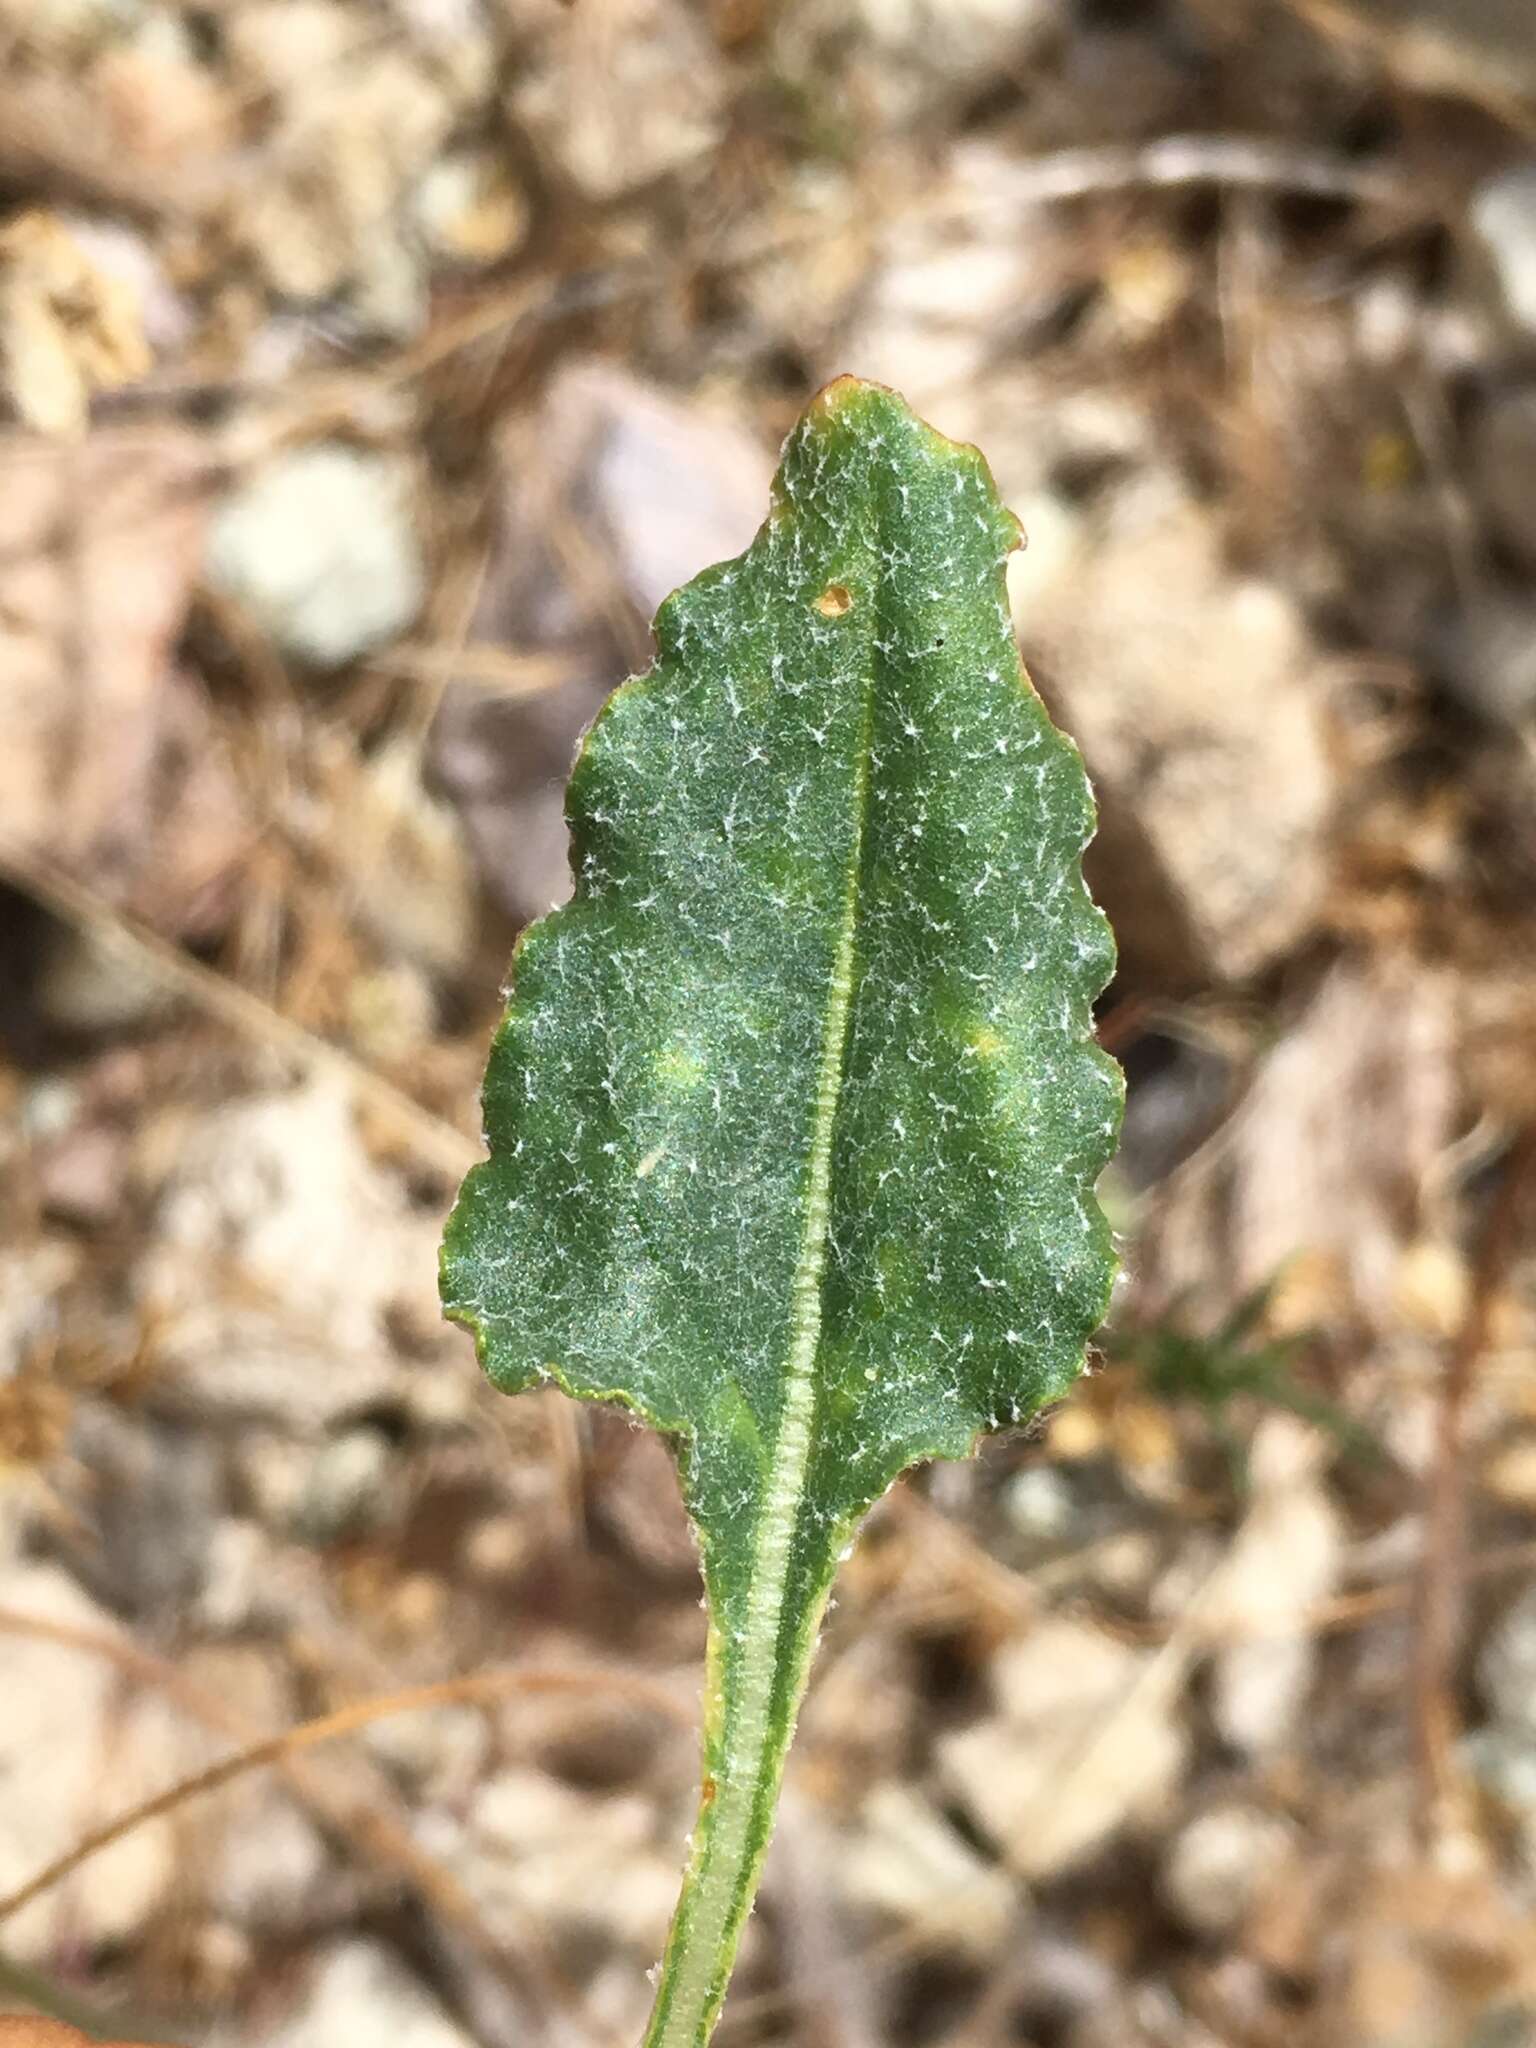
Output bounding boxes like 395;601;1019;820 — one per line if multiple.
441;376;1122;2047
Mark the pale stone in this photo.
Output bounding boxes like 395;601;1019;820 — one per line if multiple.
840;1783;1015;1953
250;1940;473;2048
206;445;423;667
939;1617;1187;1879
0;1564;175;1959
1162;1804;1293;1936
1016;481;1332;987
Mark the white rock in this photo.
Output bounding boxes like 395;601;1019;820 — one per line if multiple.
1205;1419;1344;1756
1479;1584;1536;1735
155;1082;383;1329
462;1769;677;1954
1086;1530;1161;1602
230;43;452;328
1439;595;1536;728
1161;1803;1292;1936
0;1242;80;1374
0;1564;174;1959
938;1617;1187;1879
512;0;720;201
223;0;358;88
195;1518;282;1634
1140;957;1457;1321
1;429;208;876
349;229;430;340
414;150;529;266
840;1782;1014;1952
853;237;1045;401
339;738;476;981
237;1434;313;1531
390;0;482;32
251;1939;473;2048
1472;168;1536;332
126;1650;335;1934
206;445;424;667
836;0;1061;117
842;146;1078;416
857;0;1058;71
392;0;494;103
62;215;191;358
571;366;770;617
293;1425;395;1542
1000;1465;1075;1542
19;1078;78;1141
207;1793;331;1931
145;1076;429;1425
363;1703;488;1800
1008;491;1089;616
1016;481;1331;986
1352;271;1422;365
36;926;169;1034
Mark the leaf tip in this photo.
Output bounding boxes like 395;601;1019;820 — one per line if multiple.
806;371;886;416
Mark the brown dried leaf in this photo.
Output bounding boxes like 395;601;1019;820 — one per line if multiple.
431;361;771;923
0;213;151;436
1018;488;1333;989
1140;955;1457;1325
0;429;238;928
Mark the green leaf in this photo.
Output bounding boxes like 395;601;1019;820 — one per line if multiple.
441;377;1121;2048
1120;1285;1381;1479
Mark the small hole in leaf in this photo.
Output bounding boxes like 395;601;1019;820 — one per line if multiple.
814;583;853;617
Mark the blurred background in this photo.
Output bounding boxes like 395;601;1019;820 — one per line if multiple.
2;0;1536;2043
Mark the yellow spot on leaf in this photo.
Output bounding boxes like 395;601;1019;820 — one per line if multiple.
814;583;853;618
655;1042;706;1088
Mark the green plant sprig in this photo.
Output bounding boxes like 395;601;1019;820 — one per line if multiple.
441;377;1122;2048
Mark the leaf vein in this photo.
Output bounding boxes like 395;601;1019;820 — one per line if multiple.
648;571;876;2044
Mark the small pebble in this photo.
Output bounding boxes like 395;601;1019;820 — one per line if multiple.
206;444;424;668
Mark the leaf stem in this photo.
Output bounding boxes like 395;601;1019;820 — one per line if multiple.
640;1552;831;2048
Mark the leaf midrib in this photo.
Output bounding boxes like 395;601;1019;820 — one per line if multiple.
647;522;880;2045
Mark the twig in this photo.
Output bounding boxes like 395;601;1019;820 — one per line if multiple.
1280;0;1536;141
1411;1125;1536;1841
368;644;582;699
0;1608;594;2041
0;1657;691;1935
0;838;479;1182
956;133;1409;214
93;268;644;440
0;1604;686;2044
